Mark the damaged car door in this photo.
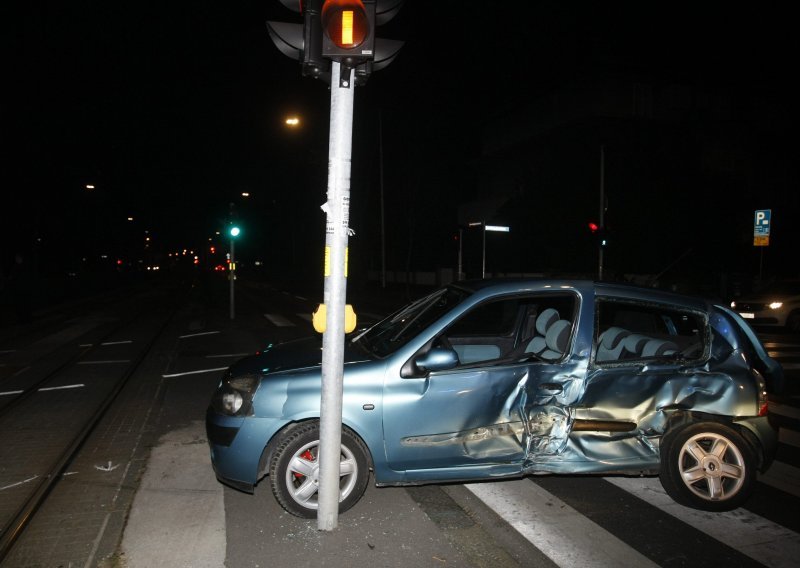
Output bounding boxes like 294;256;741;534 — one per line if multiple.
382;289;586;479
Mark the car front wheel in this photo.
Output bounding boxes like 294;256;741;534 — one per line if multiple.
659;422;756;511
269;422;370;518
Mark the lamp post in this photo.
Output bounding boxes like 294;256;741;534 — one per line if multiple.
229;225;240;319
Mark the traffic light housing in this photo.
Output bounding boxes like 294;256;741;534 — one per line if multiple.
321;0;374;65
267;0;403;85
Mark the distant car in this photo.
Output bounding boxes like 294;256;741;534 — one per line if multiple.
731;280;800;332
206;279;782;517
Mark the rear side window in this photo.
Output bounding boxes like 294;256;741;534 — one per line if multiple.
594;300;706;364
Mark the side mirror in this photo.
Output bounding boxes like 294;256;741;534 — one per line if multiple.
415;347;459;372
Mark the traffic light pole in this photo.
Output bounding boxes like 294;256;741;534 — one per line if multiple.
317;61;354;531
229;237;236;319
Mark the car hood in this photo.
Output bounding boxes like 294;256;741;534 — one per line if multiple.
228;336;372;376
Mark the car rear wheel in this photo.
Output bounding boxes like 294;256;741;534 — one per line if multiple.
269;422;370;518
659;422;755;512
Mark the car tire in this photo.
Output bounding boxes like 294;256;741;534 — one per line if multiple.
269;421;370;518
659;422;756;512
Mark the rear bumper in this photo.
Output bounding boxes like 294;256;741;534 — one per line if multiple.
735;414;778;471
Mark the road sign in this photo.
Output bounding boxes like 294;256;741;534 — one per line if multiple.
753;209;771;247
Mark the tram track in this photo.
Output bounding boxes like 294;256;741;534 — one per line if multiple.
0;284;183;563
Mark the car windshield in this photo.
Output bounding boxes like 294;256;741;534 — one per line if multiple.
352;286;472;358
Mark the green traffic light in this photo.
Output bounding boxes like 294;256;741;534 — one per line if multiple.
230;226;240;237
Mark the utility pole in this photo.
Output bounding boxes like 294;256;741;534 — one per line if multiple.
598;145;605;281
317;61;354;531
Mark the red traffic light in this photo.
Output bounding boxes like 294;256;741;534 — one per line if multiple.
588;222;600;233
322;0;369;49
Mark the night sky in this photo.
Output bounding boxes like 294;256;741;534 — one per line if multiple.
3;2;796;291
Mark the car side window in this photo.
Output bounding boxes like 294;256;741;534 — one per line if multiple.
595;299;706;364
441;293;577;367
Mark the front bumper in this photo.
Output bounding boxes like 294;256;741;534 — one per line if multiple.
205;406;284;493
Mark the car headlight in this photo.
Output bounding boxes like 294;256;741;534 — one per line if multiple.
769;301;783;310
730;300;737;309
212;373;260;416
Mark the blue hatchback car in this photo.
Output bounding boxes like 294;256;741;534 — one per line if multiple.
206;279;782;517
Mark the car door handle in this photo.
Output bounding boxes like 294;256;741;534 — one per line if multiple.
538;383;563;394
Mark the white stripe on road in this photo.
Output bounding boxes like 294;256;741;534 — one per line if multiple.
771;402;800;420
39;384;85;391
606;476;800;568
466;480;658;568
769;351;800;358
264;314;295;327
162;367;227;378
100;340;133;346
759;460;800;497
205;353;250;359
780;427;800;448
0;390;24;396
179;331;221;339
78;360;131;365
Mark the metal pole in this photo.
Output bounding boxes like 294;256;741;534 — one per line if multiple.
598;145;605;281
229;237;235;320
379;111;386;288
481;221;486;279
457;228;463;281
317;62;354;531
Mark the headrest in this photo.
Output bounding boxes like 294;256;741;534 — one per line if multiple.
622;334;649;355
545;320;571;353
535;308;560;335
600;327;630;349
642;339;679;357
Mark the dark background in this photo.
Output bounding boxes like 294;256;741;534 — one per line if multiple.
3;1;796;299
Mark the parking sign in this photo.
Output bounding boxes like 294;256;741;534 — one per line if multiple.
753;209;771;246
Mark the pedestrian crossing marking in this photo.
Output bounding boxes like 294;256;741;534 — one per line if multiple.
605;477;800;568
466;480;659;568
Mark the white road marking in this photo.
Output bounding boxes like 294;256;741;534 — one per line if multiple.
100;340;133;346
39;384;85;391
179;331;221;339
0;475;38;492
78;360;130;365
264;313;295;326
466;480;658;568
771;402;800;420
205;353;250;359
0;390;24;396
606;476;800;568
759;460;800;497
162;367;227;378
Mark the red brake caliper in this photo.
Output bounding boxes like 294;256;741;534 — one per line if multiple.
293;449;314;479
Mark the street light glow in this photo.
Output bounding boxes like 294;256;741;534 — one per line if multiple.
285;117;300;127
485;225;510;232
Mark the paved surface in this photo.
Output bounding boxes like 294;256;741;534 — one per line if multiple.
118;281;482;568
2;279;532;567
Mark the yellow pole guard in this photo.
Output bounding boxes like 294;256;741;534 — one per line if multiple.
312;303;357;334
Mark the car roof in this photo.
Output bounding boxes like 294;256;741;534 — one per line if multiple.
451;278;709;311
